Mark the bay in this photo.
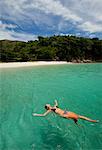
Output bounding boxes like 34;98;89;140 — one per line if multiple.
0;63;102;150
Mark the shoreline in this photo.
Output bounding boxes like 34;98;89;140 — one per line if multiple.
0;61;72;68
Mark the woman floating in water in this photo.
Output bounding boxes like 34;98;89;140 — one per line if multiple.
33;100;99;124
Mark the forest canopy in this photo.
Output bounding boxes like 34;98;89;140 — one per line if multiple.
0;35;102;62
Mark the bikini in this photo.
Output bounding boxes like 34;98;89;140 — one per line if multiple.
51;106;69;115
51;106;59;112
63;110;69;114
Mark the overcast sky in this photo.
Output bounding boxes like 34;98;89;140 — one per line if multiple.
0;0;102;41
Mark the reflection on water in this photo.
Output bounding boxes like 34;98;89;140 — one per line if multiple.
34;115;87;150
40;123;77;150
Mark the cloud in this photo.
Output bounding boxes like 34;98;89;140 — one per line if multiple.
0;29;37;41
30;0;82;22
59;0;102;33
0;21;37;41
0;20;17;29
0;0;102;41
0;0;82;30
78;21;102;33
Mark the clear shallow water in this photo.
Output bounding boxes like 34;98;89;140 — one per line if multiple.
0;63;102;150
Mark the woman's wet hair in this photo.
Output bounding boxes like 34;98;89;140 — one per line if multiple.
45;105;48;110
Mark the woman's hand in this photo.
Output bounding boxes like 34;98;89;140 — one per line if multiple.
54;100;58;106
32;113;39;116
32;110;51;117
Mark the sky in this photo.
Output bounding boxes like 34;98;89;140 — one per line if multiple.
0;0;102;41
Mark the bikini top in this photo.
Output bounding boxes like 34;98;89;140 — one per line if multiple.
51;106;59;112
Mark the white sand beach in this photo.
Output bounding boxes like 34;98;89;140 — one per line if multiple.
0;61;72;68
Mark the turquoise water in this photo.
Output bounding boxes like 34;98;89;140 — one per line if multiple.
0;63;102;150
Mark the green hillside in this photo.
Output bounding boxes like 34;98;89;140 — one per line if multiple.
0;35;102;62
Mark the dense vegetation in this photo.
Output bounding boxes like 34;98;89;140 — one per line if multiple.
0;35;102;62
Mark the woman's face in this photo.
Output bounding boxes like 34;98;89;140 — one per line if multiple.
45;104;51;110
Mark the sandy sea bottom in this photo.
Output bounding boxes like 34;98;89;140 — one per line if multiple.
0;63;102;150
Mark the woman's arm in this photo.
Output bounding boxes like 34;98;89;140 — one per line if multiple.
33;110;51;117
54;100;58;107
